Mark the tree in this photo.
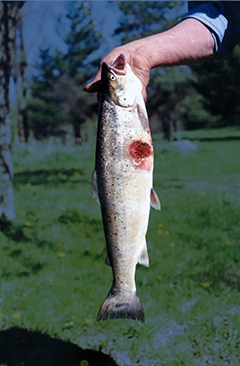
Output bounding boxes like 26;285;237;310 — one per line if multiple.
147;66;190;139
14;12;29;143
56;2;101;143
115;1;182;42
0;1;25;220
27;48;66;140
190;46;240;127
63;2;101;80
27;1;101;143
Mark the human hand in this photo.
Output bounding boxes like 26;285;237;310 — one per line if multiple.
84;42;151;101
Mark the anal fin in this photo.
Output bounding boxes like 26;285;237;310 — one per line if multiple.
138;240;149;267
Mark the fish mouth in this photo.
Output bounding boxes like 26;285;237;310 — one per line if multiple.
103;54;127;76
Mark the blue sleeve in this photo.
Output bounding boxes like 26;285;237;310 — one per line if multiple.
179;1;240;62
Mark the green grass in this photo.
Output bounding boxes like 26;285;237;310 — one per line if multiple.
0;127;240;365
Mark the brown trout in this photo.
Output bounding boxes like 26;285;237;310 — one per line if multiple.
92;54;160;322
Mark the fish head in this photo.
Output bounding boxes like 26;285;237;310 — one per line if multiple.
101;54;142;107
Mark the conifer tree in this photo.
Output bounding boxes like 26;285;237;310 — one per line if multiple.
27;1;101;143
190;46;240;127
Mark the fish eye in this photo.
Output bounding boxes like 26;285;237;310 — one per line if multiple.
109;74;115;81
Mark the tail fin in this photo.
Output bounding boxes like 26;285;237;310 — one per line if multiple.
97;286;145;322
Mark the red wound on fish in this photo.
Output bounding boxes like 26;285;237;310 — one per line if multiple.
128;140;153;171
128;140;152;162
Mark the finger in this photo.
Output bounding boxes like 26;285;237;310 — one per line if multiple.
84;63;102;93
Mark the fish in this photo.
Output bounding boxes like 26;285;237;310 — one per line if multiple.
92;54;160;322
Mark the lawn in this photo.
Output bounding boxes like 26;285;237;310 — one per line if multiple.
0;127;240;365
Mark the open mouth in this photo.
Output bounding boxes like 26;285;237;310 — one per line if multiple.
103;54;127;76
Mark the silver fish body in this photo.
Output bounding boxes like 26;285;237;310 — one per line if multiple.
92;54;160;322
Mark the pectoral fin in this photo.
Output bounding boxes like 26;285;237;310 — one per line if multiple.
92;169;100;204
151;188;161;210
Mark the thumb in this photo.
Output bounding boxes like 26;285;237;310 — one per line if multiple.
84;79;101;93
84;65;101;93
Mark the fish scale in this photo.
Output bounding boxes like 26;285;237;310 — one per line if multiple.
92;54;161;322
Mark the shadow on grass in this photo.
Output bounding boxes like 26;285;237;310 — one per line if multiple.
14;168;88;187
0;327;119;366
0;216;54;250
58;210;102;230
0;217;29;243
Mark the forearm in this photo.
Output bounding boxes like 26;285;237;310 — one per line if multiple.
127;18;215;69
84;18;216;97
